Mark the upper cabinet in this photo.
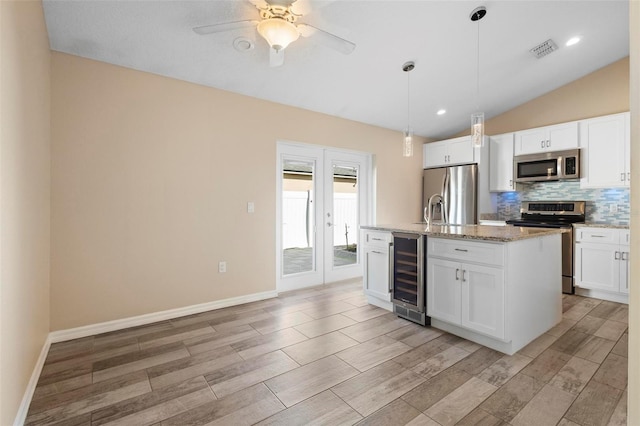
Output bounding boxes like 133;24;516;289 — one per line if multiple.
489;133;515;192
423;136;477;169
580;112;630;189
514;122;579;156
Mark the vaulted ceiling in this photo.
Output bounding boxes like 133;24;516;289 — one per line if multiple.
43;0;629;139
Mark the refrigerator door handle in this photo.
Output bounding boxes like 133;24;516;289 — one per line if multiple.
442;169;450;224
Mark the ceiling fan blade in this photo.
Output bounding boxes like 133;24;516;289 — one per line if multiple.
297;24;355;55
248;0;270;10
270;47;285;67
193;20;257;35
290;0;337;16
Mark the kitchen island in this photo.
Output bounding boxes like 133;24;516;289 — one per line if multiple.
361;224;564;355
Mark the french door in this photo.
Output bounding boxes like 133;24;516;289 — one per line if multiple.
276;142;371;292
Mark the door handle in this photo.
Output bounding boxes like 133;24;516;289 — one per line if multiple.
388;244;394;294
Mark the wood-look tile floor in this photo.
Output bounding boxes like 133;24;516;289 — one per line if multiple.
26;279;628;426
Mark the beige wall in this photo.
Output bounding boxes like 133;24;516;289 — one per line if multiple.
628;1;638;422
50;53;424;330
0;1;51;424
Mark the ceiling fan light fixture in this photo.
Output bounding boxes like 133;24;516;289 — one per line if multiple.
257;18;299;51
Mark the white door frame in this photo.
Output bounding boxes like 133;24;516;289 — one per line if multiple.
276;141;373;293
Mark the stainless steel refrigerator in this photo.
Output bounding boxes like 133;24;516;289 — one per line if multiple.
423;164;478;225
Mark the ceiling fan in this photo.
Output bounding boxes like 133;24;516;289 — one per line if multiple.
193;0;356;67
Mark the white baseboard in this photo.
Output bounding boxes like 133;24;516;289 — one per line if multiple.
49;290;278;343
574;287;629;304
13;334;52;426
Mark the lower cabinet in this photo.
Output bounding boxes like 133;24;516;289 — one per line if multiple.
575;226;629;302
427;240;505;340
361;229;392;310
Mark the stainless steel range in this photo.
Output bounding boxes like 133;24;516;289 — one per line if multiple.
506;201;586;294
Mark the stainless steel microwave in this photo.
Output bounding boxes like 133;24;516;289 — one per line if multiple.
514;149;581;183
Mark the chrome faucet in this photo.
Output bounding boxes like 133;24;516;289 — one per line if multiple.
425;193;448;225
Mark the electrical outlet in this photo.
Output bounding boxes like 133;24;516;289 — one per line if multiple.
609;204;618;214
247;202;255;213
218;261;227;273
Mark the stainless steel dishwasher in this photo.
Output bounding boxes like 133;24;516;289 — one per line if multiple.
391;232;429;326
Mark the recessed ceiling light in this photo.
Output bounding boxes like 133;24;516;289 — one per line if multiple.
233;37;254;52
566;36;581;47
437;109;447;116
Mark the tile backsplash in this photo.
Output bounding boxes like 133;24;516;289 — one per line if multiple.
496;181;630;225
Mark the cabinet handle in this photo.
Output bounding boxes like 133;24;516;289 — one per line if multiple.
371;237;383;241
621;173;625;182
546;140;551;147
615;251;620;260
372;251;384;255
591;235;606;238
455;268;460;280
454;248;468;252
389;244;394;294
462;270;467;282
509;179;513;188
628;172;631;182
622;252;629;261
540;140;545;148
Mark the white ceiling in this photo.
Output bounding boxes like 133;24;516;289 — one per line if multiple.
42;0;629;139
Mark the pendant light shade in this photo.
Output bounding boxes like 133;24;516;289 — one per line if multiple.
470;6;486;148
403;129;414;157
471;112;484;148
257;18;299;51
402;61;415;157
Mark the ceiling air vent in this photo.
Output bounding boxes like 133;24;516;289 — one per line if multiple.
529;39;558;59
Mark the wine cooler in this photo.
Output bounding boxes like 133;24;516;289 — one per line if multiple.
391;232;429;326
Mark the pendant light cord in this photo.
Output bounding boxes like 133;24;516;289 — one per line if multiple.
476;16;480;111
407;70;411;131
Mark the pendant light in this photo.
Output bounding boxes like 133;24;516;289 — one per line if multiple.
402;61;415;157
470;6;486;148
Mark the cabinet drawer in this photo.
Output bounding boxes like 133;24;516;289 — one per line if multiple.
428;238;504;267
575;228;618;244
362;230;392;248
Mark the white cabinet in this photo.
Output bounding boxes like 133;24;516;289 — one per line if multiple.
514;122;579;155
574;226;629;303
361;229;392;309
489;133;515;192
580;112;630;188
427;238;505;340
423;136;476;168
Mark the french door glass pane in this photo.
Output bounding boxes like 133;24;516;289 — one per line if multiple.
282;159;315;276
332;164;358;268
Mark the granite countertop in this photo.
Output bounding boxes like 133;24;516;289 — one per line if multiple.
361;223;564;242
574;223;629;229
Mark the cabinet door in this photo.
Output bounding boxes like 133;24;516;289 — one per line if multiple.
620;243;630;294
461;263;505;339
489;133;515;192
581;114;627;188
423;141;449;168
427;258;461;324
514;127;547;155
363;246;390;301
547;122;579;151
575;242;620;292
447;137;474;165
